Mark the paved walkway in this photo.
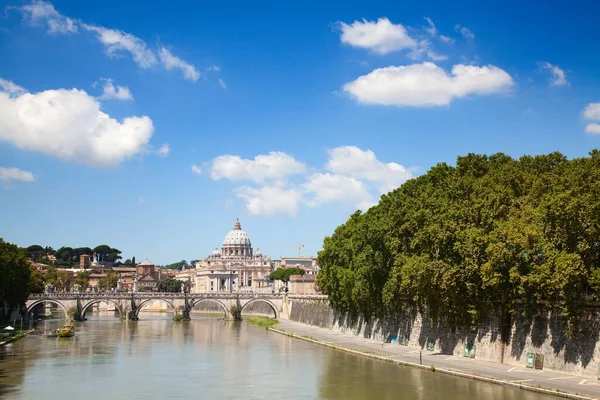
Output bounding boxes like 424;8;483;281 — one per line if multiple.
274;319;600;400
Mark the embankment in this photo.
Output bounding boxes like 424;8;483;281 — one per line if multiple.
286;296;600;379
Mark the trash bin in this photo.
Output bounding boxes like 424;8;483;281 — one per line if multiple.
526;353;535;368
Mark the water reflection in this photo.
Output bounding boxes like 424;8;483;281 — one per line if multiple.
0;313;556;400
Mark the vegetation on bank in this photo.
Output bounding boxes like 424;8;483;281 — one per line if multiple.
246;316;279;329
317;151;600;336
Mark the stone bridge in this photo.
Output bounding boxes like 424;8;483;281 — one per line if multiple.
26;293;292;321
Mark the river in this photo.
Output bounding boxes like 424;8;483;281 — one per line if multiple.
0;312;556;399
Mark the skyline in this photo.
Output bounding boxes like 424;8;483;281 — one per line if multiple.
1;0;599;264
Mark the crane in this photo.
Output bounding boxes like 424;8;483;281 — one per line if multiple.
280;242;305;257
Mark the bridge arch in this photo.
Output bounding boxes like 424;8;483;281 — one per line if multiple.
240;298;279;318
135;298;177;318
189;298;229;318
26;299;69;320
81;299;123;319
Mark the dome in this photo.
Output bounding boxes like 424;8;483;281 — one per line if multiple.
255;248;262;257
223;218;252;247
211;248;221;256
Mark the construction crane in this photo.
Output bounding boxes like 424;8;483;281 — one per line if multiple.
280;242;305;257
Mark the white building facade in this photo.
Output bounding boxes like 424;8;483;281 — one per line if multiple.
193;218;274;293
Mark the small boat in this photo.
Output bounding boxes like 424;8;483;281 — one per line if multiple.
57;325;75;338
40;330;58;338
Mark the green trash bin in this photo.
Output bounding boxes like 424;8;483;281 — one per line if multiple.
526;353;535;368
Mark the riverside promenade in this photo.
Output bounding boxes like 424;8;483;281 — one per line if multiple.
273;319;600;400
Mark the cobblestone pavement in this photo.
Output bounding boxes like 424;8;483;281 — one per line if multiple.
275;319;600;400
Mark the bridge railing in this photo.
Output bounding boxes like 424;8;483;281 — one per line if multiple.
27;292;304;300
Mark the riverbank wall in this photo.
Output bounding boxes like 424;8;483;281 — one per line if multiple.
286;296;600;379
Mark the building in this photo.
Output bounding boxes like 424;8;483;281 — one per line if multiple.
136;260;160;291
193;218;274;293
280;256;320;275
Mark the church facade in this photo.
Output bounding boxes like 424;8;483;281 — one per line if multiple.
192;218;274;293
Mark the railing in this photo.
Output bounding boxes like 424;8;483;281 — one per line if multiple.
27;292;305;300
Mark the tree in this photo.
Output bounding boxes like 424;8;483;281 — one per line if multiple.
98;271;119;291
26;245;44;260
74;270;92;291
28;267;44;294
157;278;182;293
124;259;132;266
317;151;600;336
269;267;305;283
164;260;188;270
0;239;31;317
131;256;136;266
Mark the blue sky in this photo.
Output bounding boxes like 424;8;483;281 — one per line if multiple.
1;0;599;265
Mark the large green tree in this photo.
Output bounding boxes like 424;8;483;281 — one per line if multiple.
317;151;600;336
0;239;31;315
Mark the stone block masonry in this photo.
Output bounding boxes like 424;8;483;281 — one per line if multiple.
287;297;600;379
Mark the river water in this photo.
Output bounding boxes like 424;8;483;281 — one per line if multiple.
1;312;555;400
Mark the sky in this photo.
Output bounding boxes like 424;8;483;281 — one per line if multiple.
1;0;599;265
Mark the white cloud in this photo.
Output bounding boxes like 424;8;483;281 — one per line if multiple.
326;146;412;194
158;48;200;82
343;62;513;107
585;123;600;135
191;164;202;175
236;186;302;216
304;173;375;210
439;35;454;44
204;147;413;215
454;24;475;39
582;103;600;134
338;17;416;54
205;65;220;72
98;79;133;100
209;152;306;184
408;40;447;61
156;143;170;157
538;62;568;86
20;1;77;34
0;78;154;168
0;167;35;184
583;103;600;120
218;78;227;89
423;17;437;36
0;78;26;95
82;24;157;68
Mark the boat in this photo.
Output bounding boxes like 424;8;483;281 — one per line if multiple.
40;330;58;338
57;325;75;338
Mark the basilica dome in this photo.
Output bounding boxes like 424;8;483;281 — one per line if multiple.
223;218;252;247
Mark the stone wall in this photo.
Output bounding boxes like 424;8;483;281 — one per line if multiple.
287;297;600;378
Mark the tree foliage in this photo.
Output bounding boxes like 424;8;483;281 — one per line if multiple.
44;267;71;291
164;260;188;270
74;270;92;291
269;267;305;283
317;151;600;335
0;239;31;310
157;278;183;293
98;271;119;291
